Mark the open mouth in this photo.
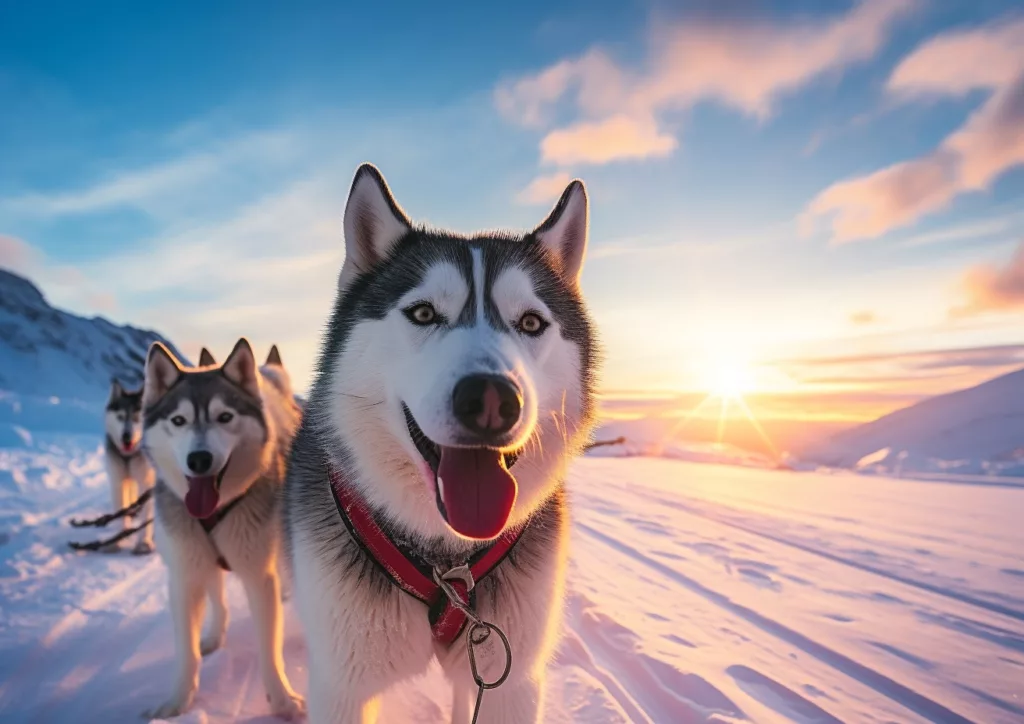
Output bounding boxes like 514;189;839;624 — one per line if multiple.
403;404;520;540
184;459;230;519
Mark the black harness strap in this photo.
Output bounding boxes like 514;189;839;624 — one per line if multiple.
197;492;249;571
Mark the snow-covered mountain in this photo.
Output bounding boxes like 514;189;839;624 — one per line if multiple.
800;365;1024;476
0;268;185;437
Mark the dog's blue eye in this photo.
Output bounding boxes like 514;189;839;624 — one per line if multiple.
404;302;439;326
170;415;187;427
516;312;548;337
217;412;234;424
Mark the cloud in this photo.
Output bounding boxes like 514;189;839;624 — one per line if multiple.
952;240;1024;317
778;343;1024;372
515;172;572;205
849;310;878;325
1;130;299;218
0;235;38;274
496;0;916;166
541;115;677;165
803;18;1024;243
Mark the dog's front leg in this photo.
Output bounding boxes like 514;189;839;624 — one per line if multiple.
144;565;206;718
240;568;305;720
132;468;156;554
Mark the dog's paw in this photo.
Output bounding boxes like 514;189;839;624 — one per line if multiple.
267;690;306;720
142;691;194;720
200;632;225;657
132;540;154;556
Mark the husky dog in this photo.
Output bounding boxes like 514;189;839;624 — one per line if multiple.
142;339;305;719
285;164;597;723
103;380;155;553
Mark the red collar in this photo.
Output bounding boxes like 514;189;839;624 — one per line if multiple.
328;465;524;646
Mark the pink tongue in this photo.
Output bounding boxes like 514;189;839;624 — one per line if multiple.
437;447;517;540
185;476;220;519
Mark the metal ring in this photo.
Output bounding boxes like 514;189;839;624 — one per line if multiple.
468;622;513;690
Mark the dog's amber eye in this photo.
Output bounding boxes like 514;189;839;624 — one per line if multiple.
170;415;187;427
516;312;548;337
217;412;234;424
404;302;439;326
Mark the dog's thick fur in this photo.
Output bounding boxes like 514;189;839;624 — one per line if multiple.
102;380;155;553
142;339;305;719
284;164;597;723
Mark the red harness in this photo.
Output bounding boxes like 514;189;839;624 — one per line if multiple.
328;466;524;646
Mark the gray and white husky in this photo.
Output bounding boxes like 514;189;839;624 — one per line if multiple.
103;380;155;553
284;164;598;723
141;339;305;719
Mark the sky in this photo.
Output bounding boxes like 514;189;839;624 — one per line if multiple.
2;0;1024;426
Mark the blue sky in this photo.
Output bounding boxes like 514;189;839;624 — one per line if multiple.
2;0;1024;415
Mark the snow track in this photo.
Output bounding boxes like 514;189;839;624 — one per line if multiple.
0;442;1021;722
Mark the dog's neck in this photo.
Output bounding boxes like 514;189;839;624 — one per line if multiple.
106;434;141;462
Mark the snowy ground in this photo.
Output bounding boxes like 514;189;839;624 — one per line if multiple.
0;437;1021;723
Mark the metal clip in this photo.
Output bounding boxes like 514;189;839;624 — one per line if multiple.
440;564;475;592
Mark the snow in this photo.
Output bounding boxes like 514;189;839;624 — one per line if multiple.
0;269;186;438
0;435;1021;723
801;365;1024;478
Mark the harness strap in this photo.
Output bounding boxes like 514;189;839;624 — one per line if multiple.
328;465;523;646
197;493;248;571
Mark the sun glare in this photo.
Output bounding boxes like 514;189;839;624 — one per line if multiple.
711;362;755;399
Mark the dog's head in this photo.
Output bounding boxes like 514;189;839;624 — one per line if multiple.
316;163;597;542
142;338;272;519
105;380;144;455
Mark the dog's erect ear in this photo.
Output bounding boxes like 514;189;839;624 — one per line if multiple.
143;343;183;408
222;338;261;399
533;179;589;286
198;347;216;367
109;379;124;400
265;344;282;367
340;163;412;286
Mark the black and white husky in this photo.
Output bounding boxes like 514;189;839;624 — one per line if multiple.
284;164;597;723
102;380;155;553
141;339;305;719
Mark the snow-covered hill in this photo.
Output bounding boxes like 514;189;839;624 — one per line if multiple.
800;365;1024;477
0;269;185;437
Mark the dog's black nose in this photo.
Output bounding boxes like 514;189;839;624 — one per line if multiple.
187;451;214;475
452;374;522;439
121;432;132;446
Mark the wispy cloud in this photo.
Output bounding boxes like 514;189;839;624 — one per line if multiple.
849;310;878;326
515;172;572;205
803;17;1024;244
496;0;917;167
951;240;1024;317
1;130;300;218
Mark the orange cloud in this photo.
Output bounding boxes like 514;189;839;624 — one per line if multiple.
495;0;916;166
952;241;1024;317
804;18;1024;243
515;172;572;205
540;115;677;165
849;310;878;325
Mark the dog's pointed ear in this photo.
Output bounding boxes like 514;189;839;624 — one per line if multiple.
222;338;261;398
340;163;412;286
198;347;216;367
109;378;124;400
265;344;282;367
143;343;182;408
533;179;589;286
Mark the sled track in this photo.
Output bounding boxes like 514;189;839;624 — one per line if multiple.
580;522;975;724
610;483;1024;625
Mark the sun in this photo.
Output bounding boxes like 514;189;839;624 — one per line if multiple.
710;362;755;399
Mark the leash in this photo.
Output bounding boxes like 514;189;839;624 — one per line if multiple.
328;465;516;720
68;488;154;551
70;487;153;528
68;518;153;551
